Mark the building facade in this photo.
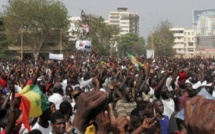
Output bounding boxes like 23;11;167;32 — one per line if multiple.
108;8;139;36
169;28;196;55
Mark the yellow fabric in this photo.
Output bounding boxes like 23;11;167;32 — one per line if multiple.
19;85;43;117
85;124;96;134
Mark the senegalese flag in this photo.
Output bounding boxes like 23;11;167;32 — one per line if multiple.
100;61;106;66
108;61;117;69
15;85;50;131
126;52;144;67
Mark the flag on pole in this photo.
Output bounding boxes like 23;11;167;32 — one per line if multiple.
126;52;144;67
15;85;50;131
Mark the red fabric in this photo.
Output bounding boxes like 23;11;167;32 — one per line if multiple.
0;130;5;134
0;78;7;88
26;80;32;85
15;94;31;132
178;71;188;85
108;62;117;69
45;83;52;91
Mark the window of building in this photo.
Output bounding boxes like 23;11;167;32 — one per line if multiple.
188;32;190;35
178;49;181;51
188;49;194;52
188;43;193;46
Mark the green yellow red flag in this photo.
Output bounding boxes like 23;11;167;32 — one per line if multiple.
15;85;50;131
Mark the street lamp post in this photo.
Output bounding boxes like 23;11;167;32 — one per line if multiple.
20;29;24;60
59;29;63;54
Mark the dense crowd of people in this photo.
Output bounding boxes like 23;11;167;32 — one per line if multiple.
0;51;215;134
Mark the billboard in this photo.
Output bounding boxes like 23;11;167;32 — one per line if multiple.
146;49;154;59
75;40;92;52
193;9;215;36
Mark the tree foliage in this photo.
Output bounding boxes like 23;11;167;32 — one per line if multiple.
0;18;8;58
118;33;146;56
86;15;120;55
3;0;69;59
147;20;175;57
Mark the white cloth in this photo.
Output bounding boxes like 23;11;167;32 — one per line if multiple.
185;79;202;89
149;87;156;102
31;122;52;134
19;124;30;134
48;93;63;110
61;79;67;94
161;97;175;119
80;78;93;92
201;80;213;86
14;85;22;93
166;76;173;91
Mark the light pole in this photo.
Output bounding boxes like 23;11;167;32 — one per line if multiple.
20;29;24;60
59;29;63;54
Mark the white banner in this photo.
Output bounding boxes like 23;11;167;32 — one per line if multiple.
146;49;154;59
75;40;92;52
49;53;64;60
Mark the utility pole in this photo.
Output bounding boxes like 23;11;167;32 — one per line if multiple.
59;29;62;54
20;29;23;60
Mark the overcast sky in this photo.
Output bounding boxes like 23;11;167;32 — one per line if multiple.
1;0;215;38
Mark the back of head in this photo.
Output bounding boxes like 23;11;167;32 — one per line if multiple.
50;111;65;124
59;101;72;115
136;101;149;110
84;72;91;81
53;82;63;94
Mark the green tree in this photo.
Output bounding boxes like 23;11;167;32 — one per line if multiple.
87;15;120;55
132;37;146;56
118;33;145;56
147;20;175;57
3;0;69;60
73;13;120;56
0;17;8;58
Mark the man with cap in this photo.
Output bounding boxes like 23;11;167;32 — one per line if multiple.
48;83;63;110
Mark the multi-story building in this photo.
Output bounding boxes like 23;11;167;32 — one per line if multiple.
108;7;139;36
169;28;196;55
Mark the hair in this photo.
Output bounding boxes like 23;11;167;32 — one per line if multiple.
84;72;91;80
153;99;162;106
50;111;65;123
130;108;140;117
49;102;55;106
188;88;200;98
59;101;72;114
204;86;213;95
29;129;42;134
136;101;149;110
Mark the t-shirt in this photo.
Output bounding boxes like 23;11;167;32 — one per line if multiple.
157;115;169;134
115;99;136;117
31;122;52;134
48;93;63;110
161;98;175;119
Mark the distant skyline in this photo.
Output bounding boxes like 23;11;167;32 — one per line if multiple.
1;0;215;39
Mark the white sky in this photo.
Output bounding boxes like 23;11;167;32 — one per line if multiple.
1;0;215;38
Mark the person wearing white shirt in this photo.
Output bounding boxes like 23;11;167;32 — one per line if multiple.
48;83;63;110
